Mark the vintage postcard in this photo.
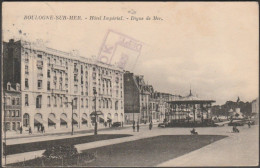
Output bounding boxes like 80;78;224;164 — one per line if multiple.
1;2;259;167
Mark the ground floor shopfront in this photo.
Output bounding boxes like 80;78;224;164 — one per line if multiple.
20;108;124;133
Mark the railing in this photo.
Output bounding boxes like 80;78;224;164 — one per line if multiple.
37;73;43;77
5;105;21;109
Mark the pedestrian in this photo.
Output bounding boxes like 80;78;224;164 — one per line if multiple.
133;122;135;132
41;125;45;133
122;121;124;127
109;121;111;127
20;126;23;134
104;122;107;127
149;121;153;130
248;122;251;128
37;124;40;133
29;126;32;134
137;122;140;132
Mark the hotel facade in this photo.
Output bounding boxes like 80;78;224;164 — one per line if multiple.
3;39;124;132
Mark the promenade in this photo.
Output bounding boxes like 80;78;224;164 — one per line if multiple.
3;124;259;167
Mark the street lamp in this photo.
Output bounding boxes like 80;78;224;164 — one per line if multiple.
64;98;74;135
93;88;98;135
3;95;7;165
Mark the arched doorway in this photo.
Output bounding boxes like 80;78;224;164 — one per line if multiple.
23;113;30;128
114;113;118;122
60;113;69;128
34;113;43;132
82;113;88;127
48;113;58;130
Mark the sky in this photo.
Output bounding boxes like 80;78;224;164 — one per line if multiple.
2;2;259;105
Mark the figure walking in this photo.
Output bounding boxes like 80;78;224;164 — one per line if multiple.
41;125;45;133
133;121;135;132
20;126;23;134
149;121;153;130
248;121;251;128
137;122;140;132
29;126;32;134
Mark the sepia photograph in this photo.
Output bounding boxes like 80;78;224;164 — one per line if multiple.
1;2;259;167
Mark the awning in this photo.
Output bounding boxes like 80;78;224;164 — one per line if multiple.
107;116;112;121
90;111;103;116
48;115;59;124
60;116;70;123
73;115;80;123
82;115;88;121
34;116;47;124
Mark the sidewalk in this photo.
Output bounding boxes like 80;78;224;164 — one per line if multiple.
5;123;149;140
157;125;259;167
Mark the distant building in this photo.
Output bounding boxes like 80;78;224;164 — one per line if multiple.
252;97;259;116
3;82;21;132
123;71;150;123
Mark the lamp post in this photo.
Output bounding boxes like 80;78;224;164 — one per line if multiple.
3;95;7;165
93;88;98;135
65;99;74;135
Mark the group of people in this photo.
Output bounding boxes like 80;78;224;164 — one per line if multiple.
18;126;32;134
132;121;153;132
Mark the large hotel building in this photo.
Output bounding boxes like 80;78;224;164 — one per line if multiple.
3;39;124;132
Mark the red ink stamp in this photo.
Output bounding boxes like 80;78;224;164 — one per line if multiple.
97;29;143;71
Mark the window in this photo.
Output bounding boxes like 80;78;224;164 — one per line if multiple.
47;70;50;78
121;91;122;98
121;101;123;109
81;98;84;107
16;110;20;117
59;83;62;90
23;114;30;127
60;60;62;65
86;98;88;108
47;96;51;107
25;65;29;74
16;98;20;105
60;97;63;107
25;78;29;88
54;59;56;64
37;54;42;59
6;97;10;105
47;81;50;90
74;85;78;93
36;95;42;108
12;98;15;105
5;122;10;131
73;98;77;109
12;110;15;117
25;94;29;106
12;122;16;130
54;96;57;107
47;57;50;64
115;101;118;110
38;80;42;89
65;97;68;107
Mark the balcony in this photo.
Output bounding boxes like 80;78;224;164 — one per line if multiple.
101;74;112;79
52;89;67;94
36;104;41;108
74;68;78;73
5;105;21;109
51;64;66;71
37;73;43;77
37;61;43;68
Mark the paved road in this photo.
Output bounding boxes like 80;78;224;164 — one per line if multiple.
3;124;259;166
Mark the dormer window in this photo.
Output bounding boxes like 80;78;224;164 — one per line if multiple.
16;83;20;91
7;82;11;90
